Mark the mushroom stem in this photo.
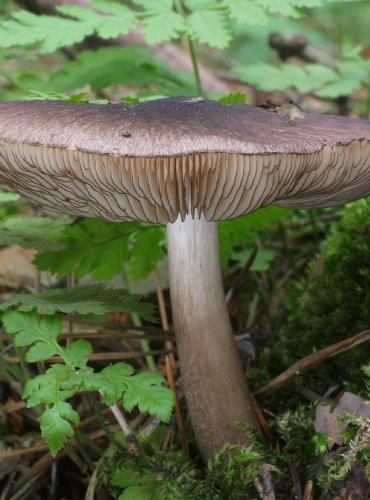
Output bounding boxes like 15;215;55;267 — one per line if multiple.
167;215;260;461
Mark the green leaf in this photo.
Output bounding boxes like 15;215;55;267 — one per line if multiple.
0;3;137;53
0;10;92;53
0;191;20;202
3;311;62;346
35;218;166;283
141;10;184;44
58;2;136;39
186;10;231;48
132;0;185;44
222;0;268;25
25;341;59;363
129;227;165;280
316;79;362;98
219;206;290;265
218;223;233;267
218;92;247;104
232;247;277;272
235;62;304;92
112;466;141;488
35;218;134;280
63;340;93;368
0;216;68;251
23;364;75;406
12;46;194;96
99;363;135;405
22;90;91;103
0;284;156;321
119;480;163;500
185;0;218;9
235;60;367;98
40;406;75;456
123;372;175;422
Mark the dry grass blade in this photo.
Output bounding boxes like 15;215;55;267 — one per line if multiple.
165;354;189;454
256;329;370;397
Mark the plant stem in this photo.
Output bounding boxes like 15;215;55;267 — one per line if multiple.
173;0;203;95
132;312;157;371
87;393;123;450
13;345;32;383
122;267;156;371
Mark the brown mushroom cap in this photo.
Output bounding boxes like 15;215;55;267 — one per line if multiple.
0;97;369;223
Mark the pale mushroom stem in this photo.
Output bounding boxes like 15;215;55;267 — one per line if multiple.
167;214;260;461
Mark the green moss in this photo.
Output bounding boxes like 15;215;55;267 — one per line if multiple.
272;198;370;394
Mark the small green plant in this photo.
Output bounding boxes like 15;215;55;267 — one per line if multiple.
271;198;370;395
3;310;175;455
99;424;271;499
316;413;370;490
312;432;331;456
0;0;363;99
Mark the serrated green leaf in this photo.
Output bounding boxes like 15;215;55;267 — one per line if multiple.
12;46;194;96
25;341;59;362
186;10;231;48
40;406;74;455
23;364;75;406
185;0;217;9
63;340;92;368
132;0;174;11
78;371;120;404
123;372;175;422
99;363;135;405
35;218;167;284
3;311;62;346
0;284;155;321
129;227;165;281
223;0;268;25
219;206;290;265
101;362;135;379
0;10;92;53
234;60;365;98
256;0;302;17
35;218;137;280
235;63;297;91
0;216;68;251
316;79;362;98
140;11;184;44
58;401;80;424
0;3;137;53
58;2;136;40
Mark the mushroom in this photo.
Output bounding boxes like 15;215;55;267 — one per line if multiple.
0;97;369;460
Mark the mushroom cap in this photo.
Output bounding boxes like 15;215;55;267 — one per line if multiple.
0;96;369;223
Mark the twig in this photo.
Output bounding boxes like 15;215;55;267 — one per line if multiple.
165;355;189;454
84;466;98;500
303;480;313;500
254;464;275;500
154;267;175;365
256;329;370;397
289;463;302;500
4;348;175;364
87;393;123;450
